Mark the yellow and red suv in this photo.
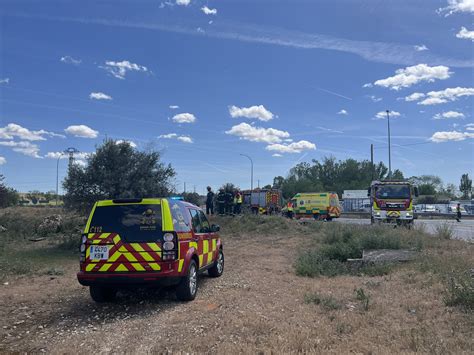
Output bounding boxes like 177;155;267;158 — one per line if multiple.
77;198;224;302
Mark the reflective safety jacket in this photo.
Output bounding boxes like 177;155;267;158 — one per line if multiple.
287;202;293;212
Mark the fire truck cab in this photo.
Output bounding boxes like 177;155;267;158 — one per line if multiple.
369;180;418;227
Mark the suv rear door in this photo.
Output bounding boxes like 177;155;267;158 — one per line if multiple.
84;202;163;273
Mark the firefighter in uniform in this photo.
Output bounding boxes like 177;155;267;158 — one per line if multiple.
234;191;243;215
225;189;234;215
217;189;226;215
206;186;215;215
287;201;294;219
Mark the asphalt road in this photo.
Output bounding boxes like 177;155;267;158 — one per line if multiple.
336;217;474;242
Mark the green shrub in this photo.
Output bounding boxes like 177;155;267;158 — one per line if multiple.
304;293;342;310
435;223;454;240
295;250;347;277
355;287;370;311
443;271;474;311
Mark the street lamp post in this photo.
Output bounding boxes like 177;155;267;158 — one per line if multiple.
240;154;253;191
56;152;65;206
386;110;392;179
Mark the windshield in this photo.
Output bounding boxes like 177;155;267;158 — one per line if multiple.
89;204;163;242
375;185;410;199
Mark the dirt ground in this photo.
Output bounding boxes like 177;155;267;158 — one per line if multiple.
1;230;473;354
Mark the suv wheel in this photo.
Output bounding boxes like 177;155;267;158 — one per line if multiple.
176;260;198;301
90;286;117;303
208;250;224;278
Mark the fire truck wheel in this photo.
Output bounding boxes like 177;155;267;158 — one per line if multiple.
208;249;224;278
90;286;117;303
176;260;198;301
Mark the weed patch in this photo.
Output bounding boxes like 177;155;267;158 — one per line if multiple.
443;271;474;311
304;293;342;310
295;223;423;277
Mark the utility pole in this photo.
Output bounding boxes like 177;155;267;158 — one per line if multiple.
240;154;254;191
386;110;392;179
184;182;186;193
56;152;65;206
370;144;374;181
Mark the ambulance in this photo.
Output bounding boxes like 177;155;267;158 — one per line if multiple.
77;198;224;302
289;192;342;220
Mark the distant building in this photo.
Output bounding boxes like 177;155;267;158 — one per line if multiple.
342;190;370;212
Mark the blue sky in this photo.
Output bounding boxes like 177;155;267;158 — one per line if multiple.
0;0;473;194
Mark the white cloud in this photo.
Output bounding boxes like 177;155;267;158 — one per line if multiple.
265;140;316;154
177;136;193;143
159;133;177;139
229;105;274;121
272;153;283;157
439;0;474;16
169;105;179;109
368;95;382;102
430;130;474;142
0;123;64;141
414;44;429;51
158;133;193;143
201;6;217;15
374;64;451;90
89;92;113;100
405;92;426;102
65;125;99;138
176;0;190;5
0;141;41;158
362;83;373;88
45;151;89;160
0;78;9;84
374;111;401;120
116;140;137;148
172;113;196;123
433;111;465;120
60;56;81;65
418;87;474;105
465;123;474;131
456;27;474;41
337;109;348;115
101;60;148;80
75;160;87;167
0;156;6;165
225;123;290;144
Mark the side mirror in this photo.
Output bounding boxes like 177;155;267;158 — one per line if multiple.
414;187;419;197
211;224;220;232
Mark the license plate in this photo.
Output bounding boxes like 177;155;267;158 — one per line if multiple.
90;246;109;260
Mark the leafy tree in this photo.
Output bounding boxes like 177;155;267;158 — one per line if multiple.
274;157;394;199
219;183;237;193
391;169;404;180
273;176;285;189
459;173;472;199
63;140;175;212
0;174;19;208
180;192;202;206
262;184;272;189
418;184;436;196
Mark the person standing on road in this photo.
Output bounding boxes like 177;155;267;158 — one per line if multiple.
456;203;462;222
206;186;215;215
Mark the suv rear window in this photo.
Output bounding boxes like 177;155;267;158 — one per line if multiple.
89;204;163;242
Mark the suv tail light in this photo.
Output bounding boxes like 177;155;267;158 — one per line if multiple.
79;233;87;263
162;232;178;261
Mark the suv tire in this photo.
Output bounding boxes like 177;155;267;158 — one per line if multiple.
176;260;198;301
90;286;117;303
208;249;224;278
